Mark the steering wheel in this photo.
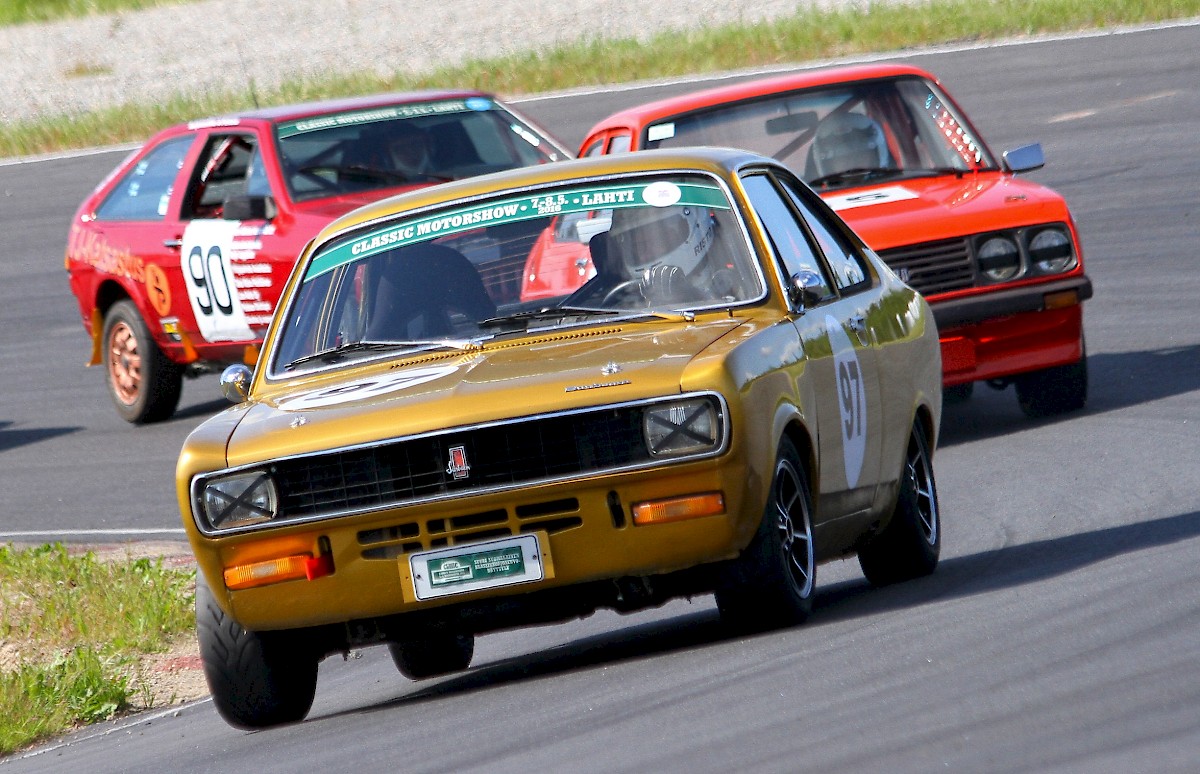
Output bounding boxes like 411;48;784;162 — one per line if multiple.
602;278;646;306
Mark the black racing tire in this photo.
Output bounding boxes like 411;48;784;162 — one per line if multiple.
715;436;816;631
858;420;940;586
943;382;974;405
1015;350;1088;419
102;299;183;424
388;633;475;680
195;574;319;729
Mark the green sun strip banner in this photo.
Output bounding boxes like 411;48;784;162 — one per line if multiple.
276;99;485;139
304;180;732;280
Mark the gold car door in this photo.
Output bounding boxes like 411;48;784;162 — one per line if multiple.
740;172;884;546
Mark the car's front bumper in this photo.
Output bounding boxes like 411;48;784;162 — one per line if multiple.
931;275;1091;386
193;458;761;634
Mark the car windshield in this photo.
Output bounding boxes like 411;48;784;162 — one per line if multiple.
643;76;997;189
271;172;765;374
275;96;565;202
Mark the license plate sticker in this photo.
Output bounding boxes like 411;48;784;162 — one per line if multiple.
409;534;543;601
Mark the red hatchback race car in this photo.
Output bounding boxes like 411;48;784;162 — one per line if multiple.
542;63;1091;417
66;91;570;423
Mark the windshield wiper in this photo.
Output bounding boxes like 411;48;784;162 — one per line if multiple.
808;167;905;188
477;306;621;329
284;338;478;370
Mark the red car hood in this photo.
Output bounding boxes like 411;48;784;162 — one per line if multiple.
821;171;1072;251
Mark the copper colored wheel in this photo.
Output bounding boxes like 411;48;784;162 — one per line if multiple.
100;299;183;423
107;319;142;407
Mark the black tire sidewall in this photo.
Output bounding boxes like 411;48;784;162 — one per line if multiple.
716;436;815;630
859;421;940;586
195;574;318;729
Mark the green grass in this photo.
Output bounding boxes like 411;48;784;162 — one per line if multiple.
0;543;194;756
0;0;188;25
2;0;1198;158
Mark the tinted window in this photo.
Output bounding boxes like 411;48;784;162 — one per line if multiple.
185;134;263;218
95;135;192;221
644;76;996;188
740;174;832;298
778;175;869;290
275;99;565;202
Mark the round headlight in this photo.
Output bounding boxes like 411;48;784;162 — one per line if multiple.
976;235;1021;282
1028;228;1074;273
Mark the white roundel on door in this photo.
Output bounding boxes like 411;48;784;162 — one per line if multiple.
825;314;866;488
181;220;255;342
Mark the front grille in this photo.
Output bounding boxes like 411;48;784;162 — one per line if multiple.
272;404;653;521
878;237;975;296
357;498;583;559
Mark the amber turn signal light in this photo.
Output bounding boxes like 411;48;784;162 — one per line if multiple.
631;492;725;525
223;551;335;590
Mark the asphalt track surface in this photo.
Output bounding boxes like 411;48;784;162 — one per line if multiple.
2;21;1200;773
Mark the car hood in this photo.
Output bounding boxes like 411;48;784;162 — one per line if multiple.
224;318;745;466
821;172;1072;251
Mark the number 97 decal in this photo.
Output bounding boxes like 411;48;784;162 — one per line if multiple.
180;221;254;342
826;314;866;488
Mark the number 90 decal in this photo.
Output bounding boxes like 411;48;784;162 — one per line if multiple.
180;221;254;342
187;243;235;316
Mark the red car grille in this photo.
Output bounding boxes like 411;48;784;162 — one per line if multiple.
878;237;975;296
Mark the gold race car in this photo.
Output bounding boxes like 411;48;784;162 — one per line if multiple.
177;147;943;729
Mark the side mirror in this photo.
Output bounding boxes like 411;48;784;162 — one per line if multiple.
223;194;277;221
788;271;826;312
220;364;253;404
1002;143;1045;174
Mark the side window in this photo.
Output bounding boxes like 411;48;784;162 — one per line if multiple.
607;133;632;154
94;135;192;221
740;173;833;299
778;175;870;291
581;137;606;158
184;134;260;219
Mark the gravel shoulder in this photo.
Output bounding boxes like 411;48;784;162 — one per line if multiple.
1;0;875;124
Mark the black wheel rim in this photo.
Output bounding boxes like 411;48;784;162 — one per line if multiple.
909;437;939;546
774;458;814;598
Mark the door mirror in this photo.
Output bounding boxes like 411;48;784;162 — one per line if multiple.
1002;143;1045;174
220;364;253;403
788;271;826;312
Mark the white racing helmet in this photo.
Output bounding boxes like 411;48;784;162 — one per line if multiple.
606;205;716;278
810;111;891;177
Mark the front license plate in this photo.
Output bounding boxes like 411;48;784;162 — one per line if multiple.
409;534;544;601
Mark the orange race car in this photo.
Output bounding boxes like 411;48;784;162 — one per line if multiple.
65;91;570;423
529;63;1091;417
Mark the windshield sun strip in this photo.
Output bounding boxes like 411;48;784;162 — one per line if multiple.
275;98;490;140
303;180;733;281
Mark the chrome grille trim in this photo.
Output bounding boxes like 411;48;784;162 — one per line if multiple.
191;392;729;536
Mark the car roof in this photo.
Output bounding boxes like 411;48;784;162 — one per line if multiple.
312;146;766;244
183;89;499;127
586;63;938;133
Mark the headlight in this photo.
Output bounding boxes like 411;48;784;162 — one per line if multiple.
1028;227;1075;273
976;235;1021;282
643;398;720;457
200;470;279;531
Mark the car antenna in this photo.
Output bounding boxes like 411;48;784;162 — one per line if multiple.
235;41;261;109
